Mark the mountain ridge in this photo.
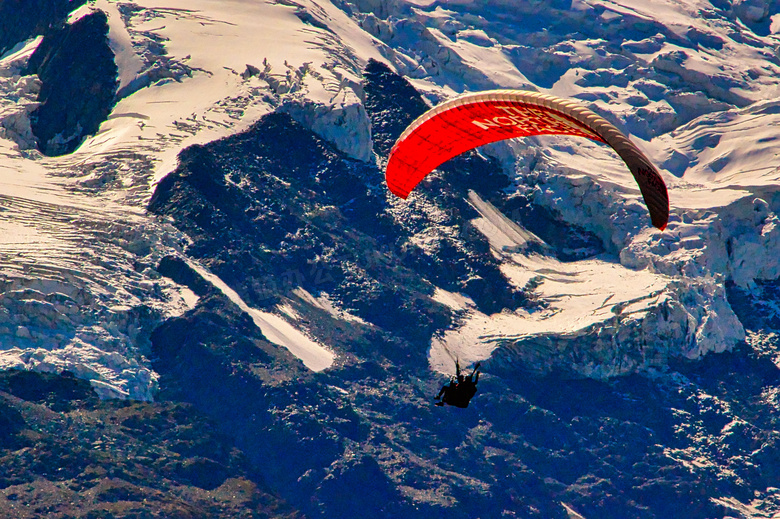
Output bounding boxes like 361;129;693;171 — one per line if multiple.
1;0;780;517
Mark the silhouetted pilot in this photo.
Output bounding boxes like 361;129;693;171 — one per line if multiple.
435;361;480;408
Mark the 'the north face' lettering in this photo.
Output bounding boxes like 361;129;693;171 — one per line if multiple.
470;105;601;141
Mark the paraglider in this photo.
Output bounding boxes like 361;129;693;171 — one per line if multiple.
385;90;669;230
435;361;481;408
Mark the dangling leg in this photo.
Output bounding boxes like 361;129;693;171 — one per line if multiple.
471;363;481;382
436;381;453;406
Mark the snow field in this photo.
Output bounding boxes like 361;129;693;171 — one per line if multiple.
0;0;779;395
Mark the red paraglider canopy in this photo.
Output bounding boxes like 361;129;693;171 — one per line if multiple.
385;90;669;230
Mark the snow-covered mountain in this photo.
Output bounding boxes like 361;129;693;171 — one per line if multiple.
1;0;780;517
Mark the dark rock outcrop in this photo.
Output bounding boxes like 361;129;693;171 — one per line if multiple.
25;10;118;156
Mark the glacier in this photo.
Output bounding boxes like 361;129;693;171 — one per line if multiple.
1;0;780;516
0;0;777;400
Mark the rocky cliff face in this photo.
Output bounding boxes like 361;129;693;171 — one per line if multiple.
25;10;118;156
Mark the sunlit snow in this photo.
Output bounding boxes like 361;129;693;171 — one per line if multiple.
0;0;778;404
189;263;335;372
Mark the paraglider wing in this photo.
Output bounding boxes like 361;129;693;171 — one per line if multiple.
385;90;669;230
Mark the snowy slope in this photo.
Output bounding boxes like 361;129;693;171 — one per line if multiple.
0;0;381;397
0;0;778;398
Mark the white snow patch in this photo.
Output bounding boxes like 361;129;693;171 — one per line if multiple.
431;288;475;312
0;38;42;150
177;286;199;310
94;0;146;94
189;263;335;371
431;191;744;376
251;310;335;372
467;191;547;253
293;287;369;324
429;253;670;373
